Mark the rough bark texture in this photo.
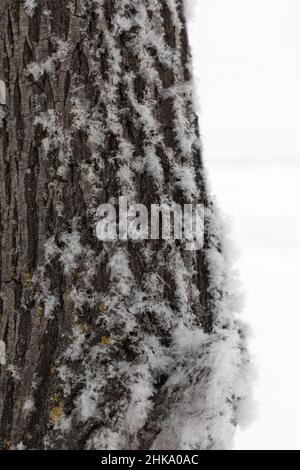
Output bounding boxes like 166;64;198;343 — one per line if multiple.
0;0;249;450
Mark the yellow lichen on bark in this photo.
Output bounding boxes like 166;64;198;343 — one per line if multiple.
23;272;31;288
49;403;64;425
98;303;107;314
100;336;111;346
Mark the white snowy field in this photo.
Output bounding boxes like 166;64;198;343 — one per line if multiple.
189;0;300;450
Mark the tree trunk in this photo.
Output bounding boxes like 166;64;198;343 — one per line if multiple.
0;0;249;450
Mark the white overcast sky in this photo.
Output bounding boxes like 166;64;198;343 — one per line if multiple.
189;0;300;162
189;0;300;450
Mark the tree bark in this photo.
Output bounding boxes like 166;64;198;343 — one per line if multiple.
0;0;249;450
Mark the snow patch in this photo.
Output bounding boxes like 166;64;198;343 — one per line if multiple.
26;40;68;80
0;80;6;128
125;365;154;435
44;236;60;264
173;165;198;201
23;398;35;415
34;110;64;152
60;232;83;275
24;0;37;17
76;384;98;421
16;442;26;450
108;249;134;297
0;341;6;365
0;80;6;105
44;295;59;319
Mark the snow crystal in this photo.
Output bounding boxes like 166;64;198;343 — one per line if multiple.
116;165;135;194
108;249;134;297
44;236;60;264
69;287;92;313
44;295;59;319
173;322;210;355
0;80;6;105
16;442;26;450
76;385;98;421
26;40;69;80
65;327;86;361
144;149;164;184
0;80;6;128
125;366;154;435
24;0;37;17
0;340;6;365
173;165;198;201
57;365;73;396
86;428;122;451
34;110;64;152
71;98;90;130
23;398;35;415
45;233;83;275
168;249;189;315
60;232;83;275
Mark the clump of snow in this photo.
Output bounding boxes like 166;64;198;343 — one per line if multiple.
45;232;84;274
0;80;6;105
86;428;122;451
60;232;83;275
69;287;94;313
64;326;86;361
24;0;37;17
16;442;26;450
0;340;6;365
125;365;154;436
144;148;164;184
34;110;64;152
167;249;189;316
26;39;69;81
173;164;198;201
34;109;71;176
0;80;6;128
23;398;35;415
173;322;210;354
75;383;98;421
44;236;60;264
44;231;87;309
44;295;59;319
108;249;134;297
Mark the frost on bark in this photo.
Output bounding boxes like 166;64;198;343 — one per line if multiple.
0;0;250;450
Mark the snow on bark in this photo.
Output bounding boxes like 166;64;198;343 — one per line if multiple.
26;40;69;81
0;341;6;366
0;0;251;450
24;1;38;17
0;80;6;127
150;203;253;450
0;80;5;105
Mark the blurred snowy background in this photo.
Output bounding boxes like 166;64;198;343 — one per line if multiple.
188;0;300;450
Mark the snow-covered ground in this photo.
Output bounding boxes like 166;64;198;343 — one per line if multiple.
189;0;300;449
